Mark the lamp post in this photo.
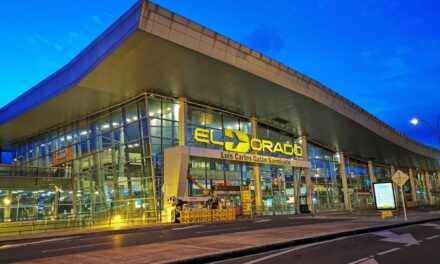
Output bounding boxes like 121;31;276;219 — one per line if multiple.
410;115;440;146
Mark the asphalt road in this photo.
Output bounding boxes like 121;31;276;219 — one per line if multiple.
0;216;347;263
215;220;440;264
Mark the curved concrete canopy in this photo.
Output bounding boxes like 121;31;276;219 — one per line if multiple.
0;0;439;170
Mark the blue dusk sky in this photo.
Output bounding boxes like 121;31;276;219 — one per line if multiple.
0;0;439;149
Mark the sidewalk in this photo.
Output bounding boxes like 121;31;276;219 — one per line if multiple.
9;210;440;264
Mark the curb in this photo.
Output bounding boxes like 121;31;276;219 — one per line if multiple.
168;216;440;264
0;218;255;246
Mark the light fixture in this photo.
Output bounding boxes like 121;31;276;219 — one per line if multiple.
3;198;11;206
410;117;419;125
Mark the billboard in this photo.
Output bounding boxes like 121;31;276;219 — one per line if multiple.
373;182;396;210
51;146;73;166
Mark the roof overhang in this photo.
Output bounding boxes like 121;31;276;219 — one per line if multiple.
1;0;439;170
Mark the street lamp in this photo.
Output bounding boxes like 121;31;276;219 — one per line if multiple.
410;116;440;145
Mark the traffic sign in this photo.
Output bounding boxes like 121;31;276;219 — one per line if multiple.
392;170;409;187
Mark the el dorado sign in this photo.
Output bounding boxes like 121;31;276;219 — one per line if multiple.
194;128;303;157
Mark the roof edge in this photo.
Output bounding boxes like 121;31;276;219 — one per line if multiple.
0;0;142;126
138;1;440;158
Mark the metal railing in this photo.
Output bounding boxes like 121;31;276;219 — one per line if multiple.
0;164;70;178
0;210;159;237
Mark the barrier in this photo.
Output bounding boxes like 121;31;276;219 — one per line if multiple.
179;208;235;224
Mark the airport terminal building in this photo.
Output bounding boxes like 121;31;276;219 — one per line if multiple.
1;0;440;224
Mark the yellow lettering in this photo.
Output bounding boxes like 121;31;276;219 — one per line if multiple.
210;130;224;146
194;128;209;143
284;144;294;155
262;140;273;153
294;145;303;157
250;138;262;151
273;142;284;154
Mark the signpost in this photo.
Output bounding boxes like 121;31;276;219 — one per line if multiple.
392;170;410;220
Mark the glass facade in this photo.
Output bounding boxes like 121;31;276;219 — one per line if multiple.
429;172;440;205
345;158;373;209
308;144;344;212
9;97;158;222
374;165;391;183
414;170;428;205
1;93;439;225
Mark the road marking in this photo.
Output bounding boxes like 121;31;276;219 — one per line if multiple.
0;236;80;249
348;258;369;264
426;235;440;240
421;223;440;229
242;236;355;264
373;231;419;246
172;225;203;231
376;247;400;256
196;227;246;234
254;219;272;223
41;242;112;253
357;258;379;264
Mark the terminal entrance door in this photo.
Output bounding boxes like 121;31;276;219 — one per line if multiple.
260;165;298;215
188;158;252;216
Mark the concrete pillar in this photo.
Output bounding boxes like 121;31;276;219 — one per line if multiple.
438;172;440;189
251;117;262;214
301;135;314;213
424;171;433;205
367;161;376;187
339;152;351;211
4;190;11;221
178;97;187;147
408;169;417;204
390;166;399;205
163;147;190;223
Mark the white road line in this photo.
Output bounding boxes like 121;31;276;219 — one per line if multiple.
348;257;369;264
196;227;247;234
41;242;112;253
426;235;440;240
254;219;272;223
0;236;80;249
376;247;400;256
242;236;355;264
171;225;203;231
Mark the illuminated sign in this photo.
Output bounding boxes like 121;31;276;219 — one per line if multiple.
373;182;396;210
52;147;73;166
194;128;303;157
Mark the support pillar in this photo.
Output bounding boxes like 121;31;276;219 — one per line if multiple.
4;190;11;221
424;171;433;205
390;166;399;205
301;136;314;214
367;161;376;187
251;117;262;214
438;172;440;189
408;169;417;204
178;97;187;147
339;152;351;211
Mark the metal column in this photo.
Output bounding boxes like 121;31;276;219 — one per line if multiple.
408;169;417;204
339;152;351;211
251;117;262;214
301;136;314;214
424;171;433;205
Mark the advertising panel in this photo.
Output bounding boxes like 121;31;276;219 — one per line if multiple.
373;182;396;210
51;146;74;166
